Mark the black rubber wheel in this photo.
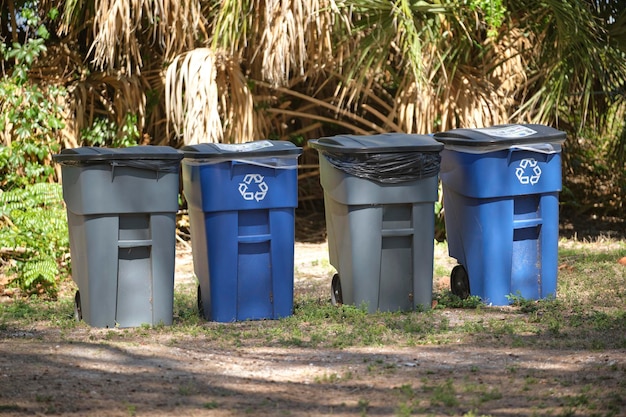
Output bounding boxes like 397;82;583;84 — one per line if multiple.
74;291;82;321
197;285;205;317
331;274;343;306
450;265;471;299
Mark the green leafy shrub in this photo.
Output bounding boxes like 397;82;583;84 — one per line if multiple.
434;291;484;309
0;183;69;297
0;8;70;297
80;113;140;148
0;7;66;189
468;0;507;38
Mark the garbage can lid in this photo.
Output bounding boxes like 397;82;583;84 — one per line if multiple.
433;124;566;147
308;133;444;154
181;140;302;159
53;146;183;163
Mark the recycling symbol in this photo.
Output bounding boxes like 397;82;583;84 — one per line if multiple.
515;158;541;185
238;174;268;201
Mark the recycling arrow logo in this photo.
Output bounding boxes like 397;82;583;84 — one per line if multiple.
238;173;268;201
515;158;541;185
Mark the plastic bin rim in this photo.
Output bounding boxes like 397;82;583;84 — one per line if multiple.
309;133;444;153
433;124;566;147
181;140;302;159
52;146;183;162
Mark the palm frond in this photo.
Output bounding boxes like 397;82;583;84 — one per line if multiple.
165;48;222;144
89;0;205;74
209;0;253;53
510;0;626;129
218;54;255;143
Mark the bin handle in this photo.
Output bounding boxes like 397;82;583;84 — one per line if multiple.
110;161;163;181
230;159;298;169
509;143;561;155
228;159;298;179
507;143;560;164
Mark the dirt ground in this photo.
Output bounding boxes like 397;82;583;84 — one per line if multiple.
1;237;625;417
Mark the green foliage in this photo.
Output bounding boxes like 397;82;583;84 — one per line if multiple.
505;291;544;313
468;0;507;38
434;291;484;309
80;113;140;148
0;6;75;296
0;183;69;296
0;7;66;189
279;299;389;348
435;181;445;241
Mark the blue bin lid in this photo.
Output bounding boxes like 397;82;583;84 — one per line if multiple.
53;146;183;163
308;133;443;154
182;140;302;159
433;124;566;147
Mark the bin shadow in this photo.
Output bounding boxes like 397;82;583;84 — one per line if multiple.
0;328;624;416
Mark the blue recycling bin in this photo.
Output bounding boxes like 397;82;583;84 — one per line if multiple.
181;140;302;322
434;124;566;305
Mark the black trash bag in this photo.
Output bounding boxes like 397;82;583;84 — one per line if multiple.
322;151;441;184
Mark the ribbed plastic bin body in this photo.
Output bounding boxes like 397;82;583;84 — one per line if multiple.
53;147;183;328
434;124;566;305
309;134;443;313
181;141;302;322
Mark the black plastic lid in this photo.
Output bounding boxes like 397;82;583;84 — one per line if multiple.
433;124;566;147
53;146;183;162
182;140;302;159
309;133;444;154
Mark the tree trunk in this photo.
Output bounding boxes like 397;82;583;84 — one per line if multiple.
7;0;18;43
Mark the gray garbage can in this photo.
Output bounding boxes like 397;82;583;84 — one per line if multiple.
53;146;183;328
309;134;444;313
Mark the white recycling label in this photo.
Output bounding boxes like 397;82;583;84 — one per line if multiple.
214;141;274;152
515;158;542;185
476;125;538;138
238;173;268;201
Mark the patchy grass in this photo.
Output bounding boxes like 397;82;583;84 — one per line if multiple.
2;239;625;351
0;238;625;417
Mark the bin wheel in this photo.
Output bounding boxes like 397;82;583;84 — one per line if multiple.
331;274;343;306
450;265;470;299
74;291;82;321
197;285;204;317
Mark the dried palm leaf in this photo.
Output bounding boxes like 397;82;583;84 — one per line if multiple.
65;71;146;142
212;0;336;87
165;48;222;144
257;0;308;85
140;68;170;146
218;54;255;143
31;44;148;146
90;0;206;74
